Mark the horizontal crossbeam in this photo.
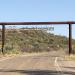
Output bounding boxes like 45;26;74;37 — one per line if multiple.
0;21;75;25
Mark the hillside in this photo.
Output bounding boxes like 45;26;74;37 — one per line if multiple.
0;28;75;54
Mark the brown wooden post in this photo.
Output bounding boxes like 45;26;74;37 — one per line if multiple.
69;24;72;55
2;25;5;54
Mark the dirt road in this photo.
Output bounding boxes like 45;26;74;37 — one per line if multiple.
0;51;75;75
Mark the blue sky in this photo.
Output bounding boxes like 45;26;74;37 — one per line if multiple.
0;0;75;38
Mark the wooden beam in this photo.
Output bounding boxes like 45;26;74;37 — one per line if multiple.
0;21;75;25
69;24;72;55
2;25;5;54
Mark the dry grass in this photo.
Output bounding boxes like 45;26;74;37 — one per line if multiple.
0;51;49;58
64;55;75;61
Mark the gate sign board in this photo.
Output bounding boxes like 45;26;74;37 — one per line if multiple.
0;21;73;55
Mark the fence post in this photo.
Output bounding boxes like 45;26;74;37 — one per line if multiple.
2;25;5;54
69;24;72;55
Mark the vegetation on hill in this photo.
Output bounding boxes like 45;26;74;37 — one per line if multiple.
0;28;75;54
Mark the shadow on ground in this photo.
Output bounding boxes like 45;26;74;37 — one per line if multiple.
0;69;75;75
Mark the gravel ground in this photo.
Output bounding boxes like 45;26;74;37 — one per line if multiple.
0;51;75;75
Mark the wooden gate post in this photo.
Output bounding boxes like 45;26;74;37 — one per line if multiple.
2;25;5;54
69;24;72;55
